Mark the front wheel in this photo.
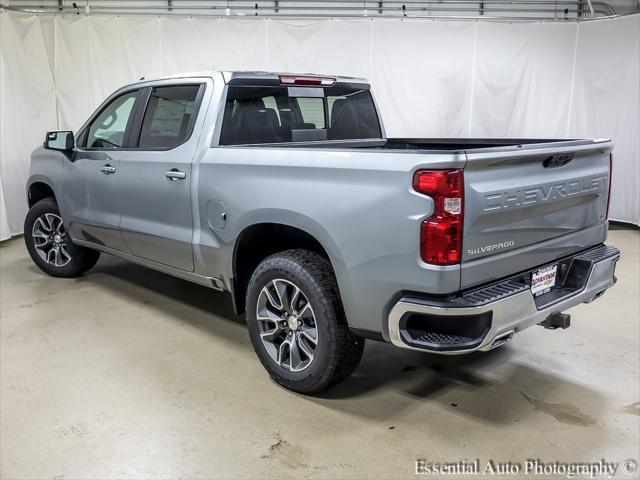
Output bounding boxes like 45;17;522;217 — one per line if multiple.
246;249;364;394
24;198;100;278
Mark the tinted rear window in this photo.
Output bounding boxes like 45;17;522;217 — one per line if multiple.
219;85;381;145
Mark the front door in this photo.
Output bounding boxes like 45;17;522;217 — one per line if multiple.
117;83;204;272
63;89;142;252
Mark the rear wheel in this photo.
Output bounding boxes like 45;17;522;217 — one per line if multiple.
246;249;364;394
24;198;100;278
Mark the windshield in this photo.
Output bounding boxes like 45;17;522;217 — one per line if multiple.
219;85;382;145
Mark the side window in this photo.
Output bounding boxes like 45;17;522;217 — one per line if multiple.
262;96;281;123
296;97;325;128
138;85;201;149
85;90;139;149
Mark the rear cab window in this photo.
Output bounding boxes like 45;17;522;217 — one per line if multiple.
219;83;381;146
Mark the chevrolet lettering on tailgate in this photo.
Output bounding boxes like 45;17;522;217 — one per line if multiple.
483;175;608;211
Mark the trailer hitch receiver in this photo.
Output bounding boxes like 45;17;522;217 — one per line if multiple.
539;312;571;330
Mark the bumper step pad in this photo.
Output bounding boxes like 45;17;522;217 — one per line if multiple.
413;332;476;346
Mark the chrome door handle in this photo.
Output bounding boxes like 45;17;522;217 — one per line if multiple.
100;164;116;175
165;169;187;181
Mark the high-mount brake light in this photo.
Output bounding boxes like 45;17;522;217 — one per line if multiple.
413;169;464;266
278;75;336;87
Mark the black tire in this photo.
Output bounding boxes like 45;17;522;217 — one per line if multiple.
246;249;364;394
24;198;100;278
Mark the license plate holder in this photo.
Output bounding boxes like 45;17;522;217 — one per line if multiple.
531;264;558;297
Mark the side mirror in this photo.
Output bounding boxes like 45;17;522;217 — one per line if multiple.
44;131;74;152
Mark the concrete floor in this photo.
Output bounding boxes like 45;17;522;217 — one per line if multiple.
1;230;638;479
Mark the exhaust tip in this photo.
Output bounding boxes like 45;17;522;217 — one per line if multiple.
490;330;514;349
587;289;606;303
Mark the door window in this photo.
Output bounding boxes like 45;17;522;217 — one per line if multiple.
138;85;201;149
84;90;139;149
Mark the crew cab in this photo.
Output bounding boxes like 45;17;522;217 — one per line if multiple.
25;71;619;393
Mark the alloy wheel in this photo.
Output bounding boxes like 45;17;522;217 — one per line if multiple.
255;278;318;372
31;213;71;267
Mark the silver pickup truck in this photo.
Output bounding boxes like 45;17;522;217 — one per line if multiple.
25;71;620;393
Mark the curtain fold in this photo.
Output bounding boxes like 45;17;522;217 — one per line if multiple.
0;12;57;239
0;12;638;239
569;15;640;225
470;22;577;138
0;13;9;241
370;19;476;137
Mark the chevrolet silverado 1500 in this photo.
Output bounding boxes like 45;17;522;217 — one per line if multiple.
25;71;619;393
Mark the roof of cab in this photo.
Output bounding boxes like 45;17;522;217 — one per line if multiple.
124;71;369;87
126;71;215;86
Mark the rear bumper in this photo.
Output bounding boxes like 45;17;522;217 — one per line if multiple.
388;244;620;354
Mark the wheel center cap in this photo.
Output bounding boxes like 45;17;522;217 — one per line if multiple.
53;234;62;244
287;315;299;331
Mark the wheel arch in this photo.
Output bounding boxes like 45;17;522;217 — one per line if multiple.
231;221;342;316
27;178;58;208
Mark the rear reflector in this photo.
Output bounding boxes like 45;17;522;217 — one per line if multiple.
413;169;464;266
278;75;336;87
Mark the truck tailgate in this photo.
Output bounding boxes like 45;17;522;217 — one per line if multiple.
461;140;612;289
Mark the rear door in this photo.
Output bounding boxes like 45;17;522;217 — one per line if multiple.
117;81;206;272
461;140;612;288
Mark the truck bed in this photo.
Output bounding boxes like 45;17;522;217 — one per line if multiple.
383;138;585;151
248;137;602;152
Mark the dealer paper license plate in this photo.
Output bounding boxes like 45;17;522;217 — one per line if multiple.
531;265;558;297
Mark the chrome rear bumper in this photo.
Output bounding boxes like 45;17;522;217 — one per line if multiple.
388;245;620;354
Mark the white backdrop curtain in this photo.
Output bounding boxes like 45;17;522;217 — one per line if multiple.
1;12;638;240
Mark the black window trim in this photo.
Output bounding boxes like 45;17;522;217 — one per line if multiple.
128;82;206;152
76;87;145;152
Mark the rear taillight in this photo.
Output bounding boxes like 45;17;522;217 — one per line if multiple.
606;153;613;219
413;169;464;265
